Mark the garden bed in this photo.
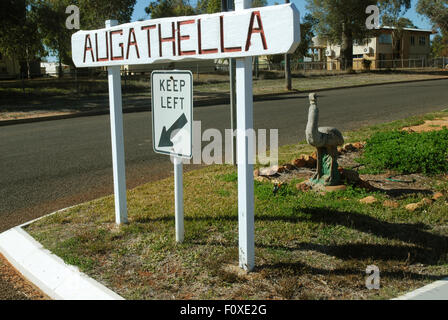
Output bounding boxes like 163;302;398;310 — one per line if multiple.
25;110;448;300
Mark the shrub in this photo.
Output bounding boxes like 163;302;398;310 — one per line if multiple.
358;129;448;174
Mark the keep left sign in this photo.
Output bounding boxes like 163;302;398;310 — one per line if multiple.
152;71;193;158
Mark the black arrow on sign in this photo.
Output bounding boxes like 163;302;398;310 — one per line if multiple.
158;113;188;148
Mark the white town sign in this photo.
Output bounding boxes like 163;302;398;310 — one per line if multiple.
72;3;300;67
71;0;300;271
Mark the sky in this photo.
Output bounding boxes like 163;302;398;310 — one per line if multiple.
130;0;434;30
47;0;434;62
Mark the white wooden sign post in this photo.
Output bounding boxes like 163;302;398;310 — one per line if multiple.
71;3;300;271
106;19;128;225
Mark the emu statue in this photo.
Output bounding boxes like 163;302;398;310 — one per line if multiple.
305;93;344;186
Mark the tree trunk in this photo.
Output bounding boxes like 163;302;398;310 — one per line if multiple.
340;23;353;70
58;53;63;78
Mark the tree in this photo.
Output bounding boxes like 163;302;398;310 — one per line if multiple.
431;34;448;57
196;0;221;13
306;0;378;70
0;0;45;78
145;0;196;19
382;16;416;60
292;13;318;61
33;0;72;77
79;0;137;29
380;1;413;60
252;0;267;7
32;0;136;77
417;0;448;36
306;0;411;70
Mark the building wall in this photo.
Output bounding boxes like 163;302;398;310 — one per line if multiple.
0;52;20;79
324;28;432;70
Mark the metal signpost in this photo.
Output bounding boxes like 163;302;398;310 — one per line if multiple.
151;70;193;243
71;2;300;271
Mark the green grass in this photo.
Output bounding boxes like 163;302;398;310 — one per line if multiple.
25;109;448;300
358;129;448;174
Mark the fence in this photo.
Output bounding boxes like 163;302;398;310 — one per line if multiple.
2;56;447;82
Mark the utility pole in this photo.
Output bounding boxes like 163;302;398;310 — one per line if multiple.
284;0;292;90
223;0;237;165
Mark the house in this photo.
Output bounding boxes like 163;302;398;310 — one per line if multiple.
0;52;20;79
41;62;72;77
123;59;216;75
313;26;434;70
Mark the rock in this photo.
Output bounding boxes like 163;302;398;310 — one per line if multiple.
292;158;307;168
259;165;279;176
432;192;444;201
277;166;288;173
324;185;347;192
255;176;269;183
419;198;433;206
343;143;356;152
383;200;399;208
253;169;260;177
405;203;421;212
359;196;377;204
296;182;311;192
358;179;375;191
283;163;296;171
303;155;317;168
341;168;361;183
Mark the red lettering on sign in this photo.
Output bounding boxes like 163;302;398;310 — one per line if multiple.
245;11;267;51
126;28;140;59
141;25;156;57
177;20;195;56
95;32;109;62
159;22;176;57
83;34;95;63
110;29;124;61
220;16;242;53
197;19;218;55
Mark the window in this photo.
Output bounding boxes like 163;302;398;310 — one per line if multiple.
353;54;364;59
379;34;392;44
410;36;415;46
419;36;426;46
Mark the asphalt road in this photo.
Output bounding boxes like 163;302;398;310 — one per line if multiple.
1;79;448;232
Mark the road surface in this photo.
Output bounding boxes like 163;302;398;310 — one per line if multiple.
1;79;448;232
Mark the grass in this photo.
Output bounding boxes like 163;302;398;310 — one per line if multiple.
1;71;446;100
25;109;448;300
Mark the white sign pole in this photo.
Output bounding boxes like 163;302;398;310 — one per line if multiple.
235;0;255;272
174;156;184;243
106;19;128;225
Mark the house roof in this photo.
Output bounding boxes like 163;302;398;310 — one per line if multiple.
380;26;435;33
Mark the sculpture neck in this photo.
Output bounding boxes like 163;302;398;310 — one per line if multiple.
306;104;319;134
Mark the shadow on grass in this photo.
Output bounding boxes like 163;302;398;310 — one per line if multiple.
138;205;448;266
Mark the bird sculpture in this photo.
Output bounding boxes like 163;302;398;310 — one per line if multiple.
305;93;344;186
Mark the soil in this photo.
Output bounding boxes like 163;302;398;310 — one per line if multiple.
262;148;436;198
0;253;49;300
402;116;448;133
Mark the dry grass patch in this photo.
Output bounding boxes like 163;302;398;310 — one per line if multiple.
25;109;448;300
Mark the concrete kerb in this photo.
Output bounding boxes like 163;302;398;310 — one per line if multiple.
0;206;124;300
1;204;447;300
392;278;448;300
1;76;447;127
